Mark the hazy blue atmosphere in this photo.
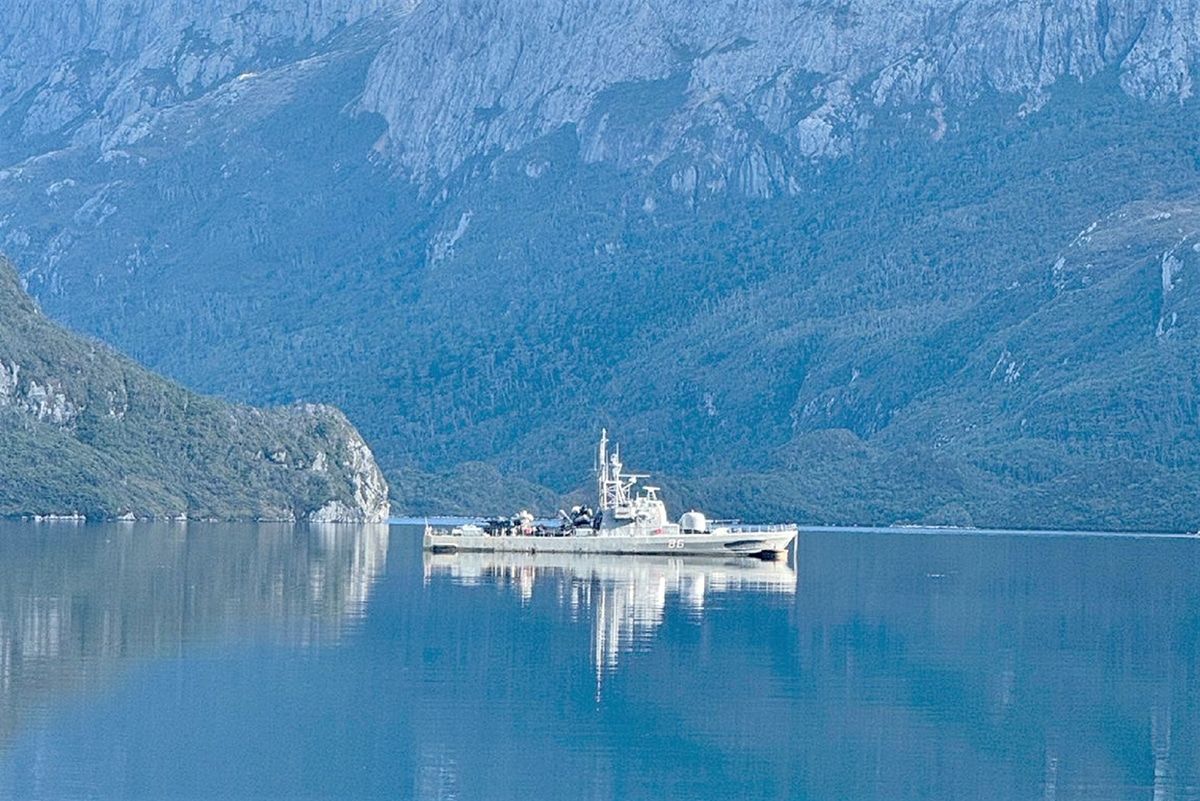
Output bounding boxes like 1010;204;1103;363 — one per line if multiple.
2;0;1200;527
4;3;1200;798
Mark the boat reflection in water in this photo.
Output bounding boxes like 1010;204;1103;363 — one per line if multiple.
424;550;795;682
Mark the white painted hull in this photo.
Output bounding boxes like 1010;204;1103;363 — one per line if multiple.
423;525;797;559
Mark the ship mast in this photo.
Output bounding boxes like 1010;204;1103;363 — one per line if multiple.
597;428;644;514
598;428;617;510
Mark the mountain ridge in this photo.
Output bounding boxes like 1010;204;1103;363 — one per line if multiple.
4;0;1199;190
1;2;1200;528
0;255;390;522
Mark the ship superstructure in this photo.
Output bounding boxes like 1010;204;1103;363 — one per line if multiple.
423;429;796;559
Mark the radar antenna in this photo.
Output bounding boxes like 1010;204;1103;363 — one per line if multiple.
597;429;648;514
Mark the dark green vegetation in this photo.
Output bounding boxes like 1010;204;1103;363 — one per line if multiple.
7;56;1200;529
0;258;387;520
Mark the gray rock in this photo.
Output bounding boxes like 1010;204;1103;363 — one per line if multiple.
4;0;1200;196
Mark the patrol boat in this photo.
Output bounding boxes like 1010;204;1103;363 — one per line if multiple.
422;430;797;559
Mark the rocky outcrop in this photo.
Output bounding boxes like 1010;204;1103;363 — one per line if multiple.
0;0;399;157
298;404;391;523
0;360;79;427
0;256;390;522
4;0;1200;196
1048;201;1200;342
356;0;1200;193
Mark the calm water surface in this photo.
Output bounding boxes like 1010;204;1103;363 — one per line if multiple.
0;521;1198;800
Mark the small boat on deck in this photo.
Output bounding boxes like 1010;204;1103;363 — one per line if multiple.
423;429;797;559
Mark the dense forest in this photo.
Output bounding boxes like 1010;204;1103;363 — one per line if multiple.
2;7;1200;529
0;258;389;520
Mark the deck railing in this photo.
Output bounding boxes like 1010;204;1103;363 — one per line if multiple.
724;524;798;534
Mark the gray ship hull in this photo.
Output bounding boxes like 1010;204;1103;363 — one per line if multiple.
423;429;797;560
423;525;796;559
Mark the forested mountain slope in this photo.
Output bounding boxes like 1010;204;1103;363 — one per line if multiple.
2;0;1199;528
0;258;389;521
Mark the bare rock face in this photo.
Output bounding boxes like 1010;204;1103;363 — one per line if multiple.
0;0;397;155
355;0;1200;194
297;404;392;523
0;360;79;427
3;0;1199;197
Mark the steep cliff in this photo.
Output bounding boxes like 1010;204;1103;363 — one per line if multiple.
0;256;389;521
4;0;1199;189
359;0;1200;191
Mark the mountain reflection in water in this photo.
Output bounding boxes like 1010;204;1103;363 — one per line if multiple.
0;520;388;752
7;526;1200;800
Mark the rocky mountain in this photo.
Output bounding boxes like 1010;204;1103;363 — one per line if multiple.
2;0;1200;528
3;0;1197;189
0;257;389;521
359;0;1200;190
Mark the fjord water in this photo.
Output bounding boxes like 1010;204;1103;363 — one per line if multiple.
1;523;1199;800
